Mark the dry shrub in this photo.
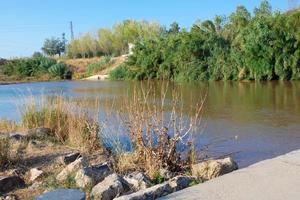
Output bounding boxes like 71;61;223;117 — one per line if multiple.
114;82;206;178
20;95;101;152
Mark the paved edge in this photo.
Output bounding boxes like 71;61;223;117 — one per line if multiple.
160;149;300;200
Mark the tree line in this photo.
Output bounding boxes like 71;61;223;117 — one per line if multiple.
109;1;300;81
67;20;162;58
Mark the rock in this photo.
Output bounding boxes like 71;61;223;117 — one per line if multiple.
0;175;25;193
75;163;111;188
0;195;17;200
90;173;129;200
123;172;151;191
28;127;52;139
114;176;195;200
58;152;82;165
9;133;27;142
30;168;44;182
192;157;238;181
168;176;196;190
159;168;174;180
35;189;85;200
56;157;86;182
29;181;42;189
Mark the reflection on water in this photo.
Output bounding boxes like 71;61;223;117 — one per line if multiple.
0;80;300;167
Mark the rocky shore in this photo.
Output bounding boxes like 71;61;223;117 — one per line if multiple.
0;128;238;200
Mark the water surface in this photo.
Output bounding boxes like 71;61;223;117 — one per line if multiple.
0;81;300;167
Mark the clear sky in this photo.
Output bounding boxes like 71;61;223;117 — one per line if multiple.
0;0;296;58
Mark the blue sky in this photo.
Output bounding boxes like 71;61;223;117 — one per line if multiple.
0;0;295;58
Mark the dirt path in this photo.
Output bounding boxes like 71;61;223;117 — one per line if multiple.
83;55;126;81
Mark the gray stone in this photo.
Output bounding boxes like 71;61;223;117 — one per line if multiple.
192;157;238;181
59;152;82;165
123;172;151;191
90;173;129;200
35;189;85;200
0;175;25;193
115;176;195;200
9;133;27;142
159;168;175;180
30;168;44;182
56;157;86;182
28;127;52;139
75;163;111;188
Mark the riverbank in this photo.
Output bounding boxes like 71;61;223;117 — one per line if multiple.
161;149;300;200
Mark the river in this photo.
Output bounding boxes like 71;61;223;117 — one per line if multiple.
0;80;300;168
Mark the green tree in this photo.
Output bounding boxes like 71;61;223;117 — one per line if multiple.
42;34;66;57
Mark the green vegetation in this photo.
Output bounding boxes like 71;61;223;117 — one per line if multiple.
0;54;71;81
85;56;112;76
42;33;67;57
107;1;300;81
67;20;162;58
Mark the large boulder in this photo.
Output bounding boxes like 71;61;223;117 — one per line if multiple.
90;173;129;200
75;163;111;188
0;175;25;193
56;157;86;182
58;152;82;166
114;175;195;200
123;172;151;191
192;157;238;181
35;189;85;200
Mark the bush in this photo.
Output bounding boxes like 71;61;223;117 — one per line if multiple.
48;63;69;79
1;56;71;80
109;65;129;80
85;56;112;76
110;84;206;178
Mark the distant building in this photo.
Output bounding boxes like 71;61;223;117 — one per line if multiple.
128;43;135;55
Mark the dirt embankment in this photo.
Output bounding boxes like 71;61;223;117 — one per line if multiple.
59;56;126;80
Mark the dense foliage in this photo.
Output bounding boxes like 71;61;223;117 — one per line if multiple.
67;20;162;58
110;1;300;81
1;54;70;79
42;34;67;57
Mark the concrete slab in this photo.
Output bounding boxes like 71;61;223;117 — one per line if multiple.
160;150;300;200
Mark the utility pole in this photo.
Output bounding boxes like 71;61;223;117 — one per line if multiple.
70;21;74;41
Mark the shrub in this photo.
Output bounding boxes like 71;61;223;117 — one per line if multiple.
85;56;112;76
48;63;69;79
110;83;206;178
109;65;128;80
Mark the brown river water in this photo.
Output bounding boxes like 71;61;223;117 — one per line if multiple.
0;80;300;167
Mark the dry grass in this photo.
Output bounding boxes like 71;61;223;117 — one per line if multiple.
20;95;102;152
0;119;20;134
111;82;206;178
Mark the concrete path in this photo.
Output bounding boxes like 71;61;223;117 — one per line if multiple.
160;150;300;200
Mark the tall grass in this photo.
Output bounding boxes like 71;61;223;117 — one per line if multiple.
20;95;101;152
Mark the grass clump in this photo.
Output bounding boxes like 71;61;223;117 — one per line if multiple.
20;95;101;152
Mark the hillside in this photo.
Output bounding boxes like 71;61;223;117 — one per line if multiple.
59;56;126;80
